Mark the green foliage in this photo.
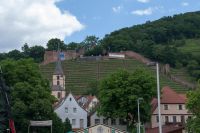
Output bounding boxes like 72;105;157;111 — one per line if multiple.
66;42;81;50
98;69;156;129
82;35;99;50
0;59;63;133
22;44;45;63
47;38;67;51
186;82;200;132
64;118;72;132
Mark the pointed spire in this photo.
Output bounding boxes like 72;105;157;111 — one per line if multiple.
54;43;64;75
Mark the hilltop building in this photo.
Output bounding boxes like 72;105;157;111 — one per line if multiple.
51;51;66;100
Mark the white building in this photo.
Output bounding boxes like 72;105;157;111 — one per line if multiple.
54;93;88;130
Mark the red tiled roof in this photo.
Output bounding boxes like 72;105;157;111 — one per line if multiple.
151;86;187;113
146;124;184;133
161;86;186;104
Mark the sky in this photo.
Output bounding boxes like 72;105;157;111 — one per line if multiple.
0;0;200;52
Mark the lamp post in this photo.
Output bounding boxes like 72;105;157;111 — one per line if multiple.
147;62;162;133
137;98;143;133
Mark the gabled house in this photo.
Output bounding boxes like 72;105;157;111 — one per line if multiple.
89;111;127;131
51;50;66;100
54;93;88;130
76;124;127;133
151;86;192;128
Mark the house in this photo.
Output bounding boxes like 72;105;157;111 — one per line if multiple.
151;86;192;128
76;124;127;133
54;93;88;130
51;50;66;100
89;111;127;131
76;95;99;112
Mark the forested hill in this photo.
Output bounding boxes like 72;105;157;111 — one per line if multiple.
98;11;200;80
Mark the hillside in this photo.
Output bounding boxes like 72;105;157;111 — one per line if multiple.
40;59;190;94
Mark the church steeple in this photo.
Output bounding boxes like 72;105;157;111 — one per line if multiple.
54;50;64;75
51;46;66;100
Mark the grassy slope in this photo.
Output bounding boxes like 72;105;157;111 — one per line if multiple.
170;39;200;82
178;39;200;57
40;59;190;94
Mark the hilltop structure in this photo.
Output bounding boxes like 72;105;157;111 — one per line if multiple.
51;51;66;100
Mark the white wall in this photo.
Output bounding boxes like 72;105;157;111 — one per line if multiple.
54;93;88;129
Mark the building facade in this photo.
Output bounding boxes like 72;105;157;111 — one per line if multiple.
54;93;88;130
151;86;192;128
76;124;127;133
90;112;127;131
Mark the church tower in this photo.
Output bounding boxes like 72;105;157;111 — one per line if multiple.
51;50;66;100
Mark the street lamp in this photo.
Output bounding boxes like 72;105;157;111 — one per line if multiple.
147;62;162;133
137;97;143;133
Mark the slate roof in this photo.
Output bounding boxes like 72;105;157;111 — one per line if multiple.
54;51;64;75
52;85;65;91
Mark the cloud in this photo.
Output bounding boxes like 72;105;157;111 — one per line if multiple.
181;2;189;6
137;0;150;3
131;7;153;16
112;6;123;13
0;0;84;52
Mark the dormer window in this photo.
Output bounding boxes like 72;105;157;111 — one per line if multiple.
70;98;72;101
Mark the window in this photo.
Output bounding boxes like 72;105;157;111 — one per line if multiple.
57;92;61;98
165;116;169;123
103;119;108;125
73;108;77;113
95;119;100;124
65;107;68;113
181;116;185;123
156;116;159;123
179;105;183;110
70;98;72;101
80;119;84;128
173;116;176;123
57;80;60;85
57;76;60;80
72;119;76;125
111;119;116;125
164;104;168;110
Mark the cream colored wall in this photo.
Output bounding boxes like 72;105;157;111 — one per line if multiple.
52;75;65;89
151;104;192;128
76;124;125;133
51;90;65;99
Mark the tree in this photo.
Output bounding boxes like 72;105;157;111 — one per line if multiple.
98;69;156;130
0;59;63;133
22;44;45;63
64;118;72;133
47;38;66;51
186;81;200;132
82;36;99;50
